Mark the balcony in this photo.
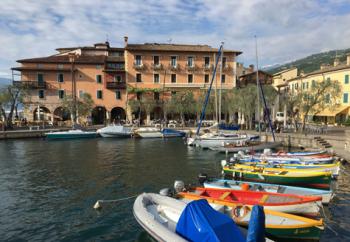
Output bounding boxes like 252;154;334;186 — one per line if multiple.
202;64;213;72
133;63;145;71
186;64;197;72
104;63;125;72
151;63;163;70
223;65;233;73
106;81;126;89
13;80;47;89
169;64;180;71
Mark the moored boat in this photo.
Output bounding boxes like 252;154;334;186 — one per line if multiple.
133;193;262;242
203;178;334;204
45;129;98;139
240;154;335;164
223;165;332;189
161;128;186;138
210;141;282;153
134;127;163;138
96;125;132;138
187;132;253;148
177;187;322;216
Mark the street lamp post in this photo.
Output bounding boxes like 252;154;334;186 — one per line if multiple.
69;53;77;125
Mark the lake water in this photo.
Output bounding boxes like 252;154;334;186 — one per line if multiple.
0;138;349;241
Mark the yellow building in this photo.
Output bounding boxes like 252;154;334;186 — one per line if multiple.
287;54;350;124
273;67;298;88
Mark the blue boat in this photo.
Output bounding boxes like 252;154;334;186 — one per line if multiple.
45;129;98;139
161;128;186;138
203;178;333;204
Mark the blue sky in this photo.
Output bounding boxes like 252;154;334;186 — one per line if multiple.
1;0;350;79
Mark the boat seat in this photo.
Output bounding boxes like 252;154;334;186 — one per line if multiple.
219;192;231;200
147;205;168;226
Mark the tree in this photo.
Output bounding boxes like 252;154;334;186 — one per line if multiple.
0;85;28;129
168;91;195;126
292;78;341;131
61;93;94;124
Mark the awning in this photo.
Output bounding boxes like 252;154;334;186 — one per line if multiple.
314;106;349;117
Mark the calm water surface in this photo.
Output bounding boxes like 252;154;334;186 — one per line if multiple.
0;138;349;241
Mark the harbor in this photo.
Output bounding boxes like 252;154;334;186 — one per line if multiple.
0;138;349;241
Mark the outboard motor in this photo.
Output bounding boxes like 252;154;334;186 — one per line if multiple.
174;180;185;193
159;188;173;197
197;173;208;185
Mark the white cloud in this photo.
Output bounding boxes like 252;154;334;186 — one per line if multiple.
0;0;349;76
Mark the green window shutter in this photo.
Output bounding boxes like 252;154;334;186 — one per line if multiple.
344;93;348;103
345;75;349;84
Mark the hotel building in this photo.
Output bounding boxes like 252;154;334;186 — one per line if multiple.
12;37;242;125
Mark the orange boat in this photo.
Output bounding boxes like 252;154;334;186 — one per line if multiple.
178;187;322;216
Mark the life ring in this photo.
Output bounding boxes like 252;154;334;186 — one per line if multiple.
231;205;250;221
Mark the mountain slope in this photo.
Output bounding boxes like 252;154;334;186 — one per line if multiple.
267;48;350;75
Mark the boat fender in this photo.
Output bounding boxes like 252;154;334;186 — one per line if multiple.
198;174;208;185
221;160;227;168
232;205;250;221
174;180;185;193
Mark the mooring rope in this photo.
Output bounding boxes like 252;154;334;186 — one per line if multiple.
93;195;138;210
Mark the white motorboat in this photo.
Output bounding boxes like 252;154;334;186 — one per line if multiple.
97;125;132;138
45;129;97;139
134;127;163;138
133;193;266;242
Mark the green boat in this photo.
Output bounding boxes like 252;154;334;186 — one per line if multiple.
223;165;332;189
45;130;98;140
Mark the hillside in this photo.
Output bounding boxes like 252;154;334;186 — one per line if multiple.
267;48;350;75
0;77;11;88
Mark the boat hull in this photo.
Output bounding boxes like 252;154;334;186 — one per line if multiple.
212;142;282;153
223;168;332;189
45;131;97;139
204;179;334;204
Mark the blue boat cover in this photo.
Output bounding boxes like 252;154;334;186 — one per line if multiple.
246;205;265;242
176;199;245;242
219;123;240;131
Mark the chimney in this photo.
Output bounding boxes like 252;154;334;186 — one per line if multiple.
300;70;305;76
249;64;254;72
347;53;350;66
124;36;128;47
334;57;340;67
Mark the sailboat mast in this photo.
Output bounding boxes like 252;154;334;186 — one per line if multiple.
255;36;261;137
219;42;224;125
214;53;218;126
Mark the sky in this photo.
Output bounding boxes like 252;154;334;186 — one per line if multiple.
1;0;350;79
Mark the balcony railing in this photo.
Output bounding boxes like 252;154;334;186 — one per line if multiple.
133;63;145;70
169;64;180;71
13;80;47;89
202;64;213;71
186;64;197;71
151;63;163;70
106;81;126;89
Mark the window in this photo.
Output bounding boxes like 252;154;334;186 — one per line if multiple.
154;92;160;100
96;75;102;83
154;73;160;83
221;74;226;83
171;91;177;96
57;73;64;83
345;74;349;84
135;55;142;66
222;57;227;67
295;83;298;89
327;77;331;82
97;90;103;99
344;93;349;103
204;57;210;67
58;90;65;99
171;74;176;83
306;82;309;89
38;90;44;99
204;74;209;83
57;64;64;69
136;92;142;100
136;73;142;82
302;83;305;89
116;90;121;100
312;80;316;87
171;56;177;67
37;73;44;83
187;56;194;67
79;90;85;98
107;63;124;69
188;74;193;83
154;56;160;65
37;64;43;68
115;75;122;82
96;65;102;69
